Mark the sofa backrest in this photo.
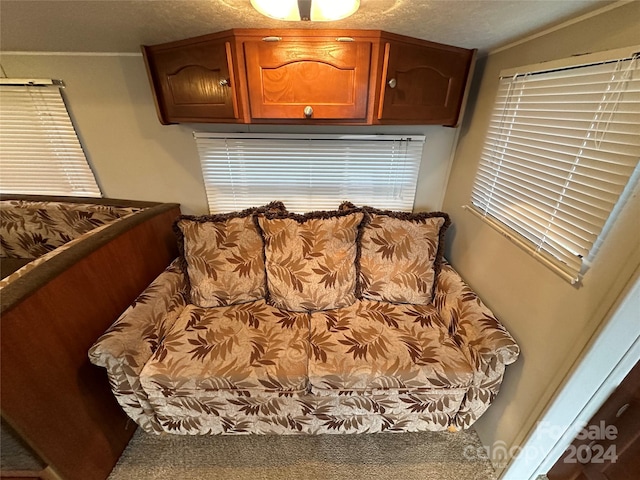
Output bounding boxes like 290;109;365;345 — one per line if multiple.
0;200;142;259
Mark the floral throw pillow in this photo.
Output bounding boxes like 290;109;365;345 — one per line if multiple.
257;211;364;312
359;209;450;305
175;202;285;308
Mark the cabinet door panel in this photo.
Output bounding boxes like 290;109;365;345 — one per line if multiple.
261;61;355;105
244;40;371;121
144;39;238;123
393;67;450;107
166;65;228;105
378;41;473;125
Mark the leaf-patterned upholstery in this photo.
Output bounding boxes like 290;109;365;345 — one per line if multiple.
174;202;287;308
90;261;519;434
0;200;141;259
144;390;469;434
0;199;145;285
139;300;310;397
257;211;364;312
89;259;188;433
90;205;519;435
359;210;449;305
309;300;474;394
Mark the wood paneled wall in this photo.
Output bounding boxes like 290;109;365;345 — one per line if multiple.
1;203;180;480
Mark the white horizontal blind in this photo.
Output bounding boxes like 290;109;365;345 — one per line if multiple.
194;133;424;213
471;51;640;283
0;83;101;197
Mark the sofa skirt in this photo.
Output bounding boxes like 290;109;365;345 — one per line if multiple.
145;389;468;435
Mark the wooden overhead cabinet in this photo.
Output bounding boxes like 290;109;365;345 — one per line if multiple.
142;29;475;126
377;37;474;125
142;33;241;124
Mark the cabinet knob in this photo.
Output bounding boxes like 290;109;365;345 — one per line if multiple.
219;79;230;87
303;106;314;118
388;78;397;89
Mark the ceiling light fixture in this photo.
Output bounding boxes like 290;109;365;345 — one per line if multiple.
250;0;360;22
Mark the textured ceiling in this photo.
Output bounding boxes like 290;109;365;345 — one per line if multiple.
0;0;618;53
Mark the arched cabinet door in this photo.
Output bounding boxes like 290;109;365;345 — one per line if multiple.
143;37;240;124
243;38;372;122
377;39;474;127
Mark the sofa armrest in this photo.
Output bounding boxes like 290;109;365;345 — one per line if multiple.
89;258;188;368
89;258;188;432
434;264;520;371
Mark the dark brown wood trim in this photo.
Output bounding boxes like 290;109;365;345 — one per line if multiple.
1;205;180;480
1;203;179;314
0;195;164;209
141;44;170;124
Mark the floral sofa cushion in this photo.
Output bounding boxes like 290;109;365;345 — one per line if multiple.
175;202;286;308
0;200;141;259
139;299;310;397
359;209;450;305
257;211;364;312
309;300;474;394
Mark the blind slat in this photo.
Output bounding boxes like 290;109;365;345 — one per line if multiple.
0;84;101;197
470;54;640;283
194;134;424;213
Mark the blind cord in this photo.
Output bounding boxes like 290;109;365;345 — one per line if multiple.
593;55;638;150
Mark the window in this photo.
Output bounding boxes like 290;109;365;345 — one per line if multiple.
468;46;640;284
0;79;101;197
194;133;424;213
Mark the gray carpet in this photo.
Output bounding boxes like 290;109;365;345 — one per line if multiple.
108;429;497;480
0;420;45;471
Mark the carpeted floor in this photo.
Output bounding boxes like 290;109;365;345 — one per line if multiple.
108;429;497;480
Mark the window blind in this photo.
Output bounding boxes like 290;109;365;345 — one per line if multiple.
0;81;101;197
194;133;424;213
469;48;640;284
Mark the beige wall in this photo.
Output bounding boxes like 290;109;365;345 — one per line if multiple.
442;1;640;474
0;53;458;215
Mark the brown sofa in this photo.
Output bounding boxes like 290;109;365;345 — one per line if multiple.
89;203;519;435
